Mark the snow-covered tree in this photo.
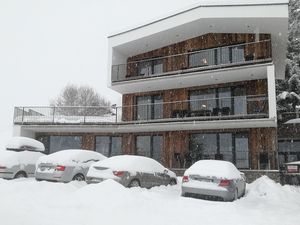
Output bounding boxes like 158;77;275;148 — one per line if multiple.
277;0;300;112
51;84;112;116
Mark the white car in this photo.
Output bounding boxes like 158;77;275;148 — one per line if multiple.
86;155;177;188
35;149;106;182
0;137;45;179
181;160;246;201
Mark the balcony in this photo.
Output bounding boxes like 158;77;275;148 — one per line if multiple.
112;40;272;83
14;95;268;126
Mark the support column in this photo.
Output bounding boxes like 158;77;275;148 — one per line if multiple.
267;65;277;120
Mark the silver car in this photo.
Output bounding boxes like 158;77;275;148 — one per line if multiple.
86;155;177;188
181;160;246;201
0;137;45;179
35;149;106;182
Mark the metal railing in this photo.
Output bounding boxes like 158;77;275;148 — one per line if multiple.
13;106;121;124
112;39;272;82
14;95;268;125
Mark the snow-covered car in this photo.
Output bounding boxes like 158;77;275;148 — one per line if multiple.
181;160;246;201
0;137;45;179
35;149;106;182
86;155;177;188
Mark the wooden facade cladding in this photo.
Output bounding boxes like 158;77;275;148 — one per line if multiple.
37;126;277;170
122;79;268;121
126;33;271;78
121;128;277;170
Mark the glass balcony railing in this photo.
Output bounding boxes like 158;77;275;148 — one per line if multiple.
112;39;272;82
14;95;268;125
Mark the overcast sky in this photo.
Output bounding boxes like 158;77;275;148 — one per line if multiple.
0;0;202;134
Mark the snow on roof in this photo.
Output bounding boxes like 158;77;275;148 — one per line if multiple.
6;137;45;152
37;149;106;166
109;0;289;38
285;118;300;124
184;160;242;179
92;155;166;173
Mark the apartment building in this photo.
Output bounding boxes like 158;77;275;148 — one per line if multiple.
13;0;289;171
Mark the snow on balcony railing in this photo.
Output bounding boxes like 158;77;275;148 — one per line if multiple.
14;95;268;125
112;39;272;83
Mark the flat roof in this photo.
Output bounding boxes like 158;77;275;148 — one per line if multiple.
108;0;289;38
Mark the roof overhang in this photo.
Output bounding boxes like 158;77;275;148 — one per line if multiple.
108;0;289;83
16;118;277;134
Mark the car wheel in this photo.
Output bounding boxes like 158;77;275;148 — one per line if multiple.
169;179;177;185
72;174;85;182
128;179;140;188
14;171;27;179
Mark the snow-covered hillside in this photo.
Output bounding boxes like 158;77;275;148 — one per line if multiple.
0;176;299;225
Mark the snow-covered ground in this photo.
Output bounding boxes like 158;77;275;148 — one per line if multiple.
0;176;299;225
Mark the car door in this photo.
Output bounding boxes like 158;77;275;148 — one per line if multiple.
19;151;43;177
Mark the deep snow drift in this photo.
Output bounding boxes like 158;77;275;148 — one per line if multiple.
0;176;299;225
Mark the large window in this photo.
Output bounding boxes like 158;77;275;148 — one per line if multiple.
189;89;216;113
37;136;83;154
136;135;163;162
189;44;245;68
138;59;163;76
136;95;163;120
189;86;247;117
278;140;300;166
189;132;249;169
95;136;122;157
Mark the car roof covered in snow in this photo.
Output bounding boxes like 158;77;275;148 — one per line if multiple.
184;160;242;179
92;155;167;174
5;137;45;152
285;161;300;165
37;149;106;165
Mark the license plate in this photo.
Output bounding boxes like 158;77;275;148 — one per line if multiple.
287;165;298;173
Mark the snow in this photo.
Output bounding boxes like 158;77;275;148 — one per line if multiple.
0;150;44;168
0;176;299;225
14;114;117;124
37;149;106;166
285;118;300;124
0;130;12;151
88;155;175;176
6;137;45;152
184;160;242;179
286;161;300;165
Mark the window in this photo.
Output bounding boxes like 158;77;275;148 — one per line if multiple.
235;134;249;169
189;44;245;69
138;59;163;76
233;87;247;115
278;140;300;166
231;46;245;63
49;136;82;154
189;50;216;68
136;95;163;120
189;132;249;169
136;135;163;162
95;136;122;157
189;89;216;112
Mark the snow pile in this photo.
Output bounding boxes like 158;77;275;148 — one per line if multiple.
37;149;106;166
184;160;241;179
6;137;45;152
0;176;299;225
